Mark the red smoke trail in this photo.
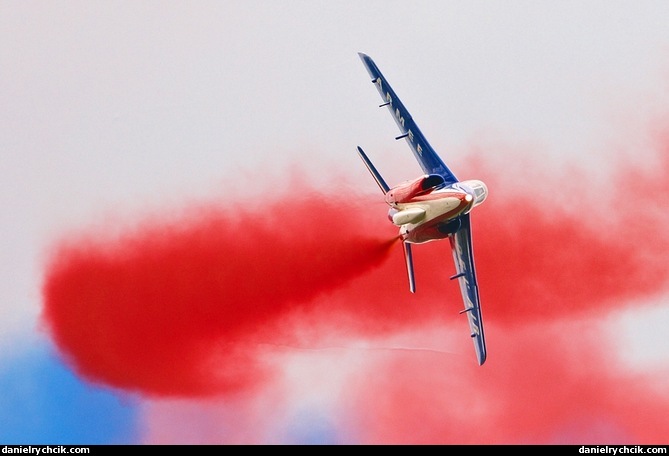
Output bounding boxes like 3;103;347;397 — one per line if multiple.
141;134;669;443
41;190;397;397
42;128;669;442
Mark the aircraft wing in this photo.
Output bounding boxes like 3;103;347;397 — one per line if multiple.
358;52;459;184
449;213;487;365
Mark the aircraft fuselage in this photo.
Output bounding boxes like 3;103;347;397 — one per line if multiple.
387;179;488;244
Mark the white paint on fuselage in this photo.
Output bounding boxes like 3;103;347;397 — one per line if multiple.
392;190;468;231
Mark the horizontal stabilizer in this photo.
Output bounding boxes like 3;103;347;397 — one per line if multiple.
357;146;390;194
403;241;416;293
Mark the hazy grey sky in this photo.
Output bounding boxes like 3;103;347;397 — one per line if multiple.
3;0;669;365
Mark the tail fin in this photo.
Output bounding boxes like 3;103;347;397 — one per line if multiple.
357;146;390;194
357;146;416;292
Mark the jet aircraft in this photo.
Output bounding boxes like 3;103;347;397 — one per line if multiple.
357;53;488;365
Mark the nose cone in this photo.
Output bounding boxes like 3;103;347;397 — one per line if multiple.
460;191;475;213
460;179;488;207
